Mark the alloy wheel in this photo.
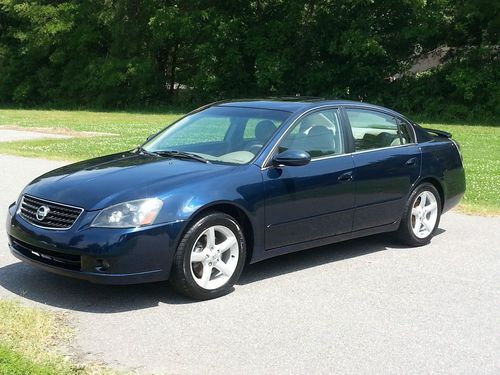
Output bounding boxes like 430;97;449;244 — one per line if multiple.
411;190;438;239
190;225;239;290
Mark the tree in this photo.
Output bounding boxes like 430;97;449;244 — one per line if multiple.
0;0;497;119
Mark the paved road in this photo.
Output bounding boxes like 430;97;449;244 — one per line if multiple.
1;154;499;374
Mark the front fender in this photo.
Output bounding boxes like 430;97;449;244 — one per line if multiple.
155;164;266;264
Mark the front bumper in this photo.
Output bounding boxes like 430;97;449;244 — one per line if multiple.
6;202;185;285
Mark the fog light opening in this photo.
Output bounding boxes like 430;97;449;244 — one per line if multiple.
95;259;110;272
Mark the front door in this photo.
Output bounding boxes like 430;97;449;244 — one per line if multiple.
262;108;356;250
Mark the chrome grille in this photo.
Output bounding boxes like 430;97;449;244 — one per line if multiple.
19;195;83;230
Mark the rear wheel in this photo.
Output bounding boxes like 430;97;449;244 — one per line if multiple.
396;183;441;246
169;212;246;300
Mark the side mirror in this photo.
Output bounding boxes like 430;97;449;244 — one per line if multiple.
272;150;311;167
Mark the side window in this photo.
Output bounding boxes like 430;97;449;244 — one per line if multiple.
397;118;413;144
345;109;412;151
278;109;343;158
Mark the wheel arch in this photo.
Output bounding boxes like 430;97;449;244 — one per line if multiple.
415;176;445;209
181;201;255;264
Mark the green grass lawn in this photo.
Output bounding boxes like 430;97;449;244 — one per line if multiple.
0;109;181;160
0;300;104;375
418;122;499;215
0;108;498;214
0;345;64;375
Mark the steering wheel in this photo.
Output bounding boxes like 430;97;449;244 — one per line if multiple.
244;142;263;155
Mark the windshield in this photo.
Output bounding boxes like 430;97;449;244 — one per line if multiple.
144;106;291;165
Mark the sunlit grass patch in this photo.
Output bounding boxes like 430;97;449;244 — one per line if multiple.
0;300;112;375
421;122;500;215
0;108;181;160
0;300;68;360
0;344;62;375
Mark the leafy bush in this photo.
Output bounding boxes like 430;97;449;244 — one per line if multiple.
385;47;500;121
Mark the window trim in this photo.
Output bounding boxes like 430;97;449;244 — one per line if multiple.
342;106;417;154
262;106;345;169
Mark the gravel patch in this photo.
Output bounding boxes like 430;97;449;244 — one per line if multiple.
0;129;71;142
0;125;117;141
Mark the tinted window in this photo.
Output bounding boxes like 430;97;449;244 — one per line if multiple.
346;109;412;151
278;109;343;158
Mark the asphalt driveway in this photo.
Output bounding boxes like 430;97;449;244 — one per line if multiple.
1;154;499;374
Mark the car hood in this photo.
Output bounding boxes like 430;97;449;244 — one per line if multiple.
23;152;234;210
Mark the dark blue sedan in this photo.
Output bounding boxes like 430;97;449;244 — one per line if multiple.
6;99;466;299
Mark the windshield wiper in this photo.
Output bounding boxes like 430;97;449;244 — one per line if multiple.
153;150;210;163
135;146;159;157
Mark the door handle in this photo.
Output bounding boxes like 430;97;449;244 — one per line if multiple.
338;171;353;183
405;157;417;166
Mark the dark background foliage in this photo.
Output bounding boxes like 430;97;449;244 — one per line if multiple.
0;0;498;120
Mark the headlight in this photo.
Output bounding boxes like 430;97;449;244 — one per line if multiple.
91;198;163;228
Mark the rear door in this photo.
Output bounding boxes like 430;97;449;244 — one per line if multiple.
343;107;421;231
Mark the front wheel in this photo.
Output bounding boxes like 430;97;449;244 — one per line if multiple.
169;212;246;300
396;183;441;246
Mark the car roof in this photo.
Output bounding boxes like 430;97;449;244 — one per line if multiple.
215;98;404;117
216;98;323;112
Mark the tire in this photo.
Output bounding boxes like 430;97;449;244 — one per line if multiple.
396;183;442;246
169;212;246;300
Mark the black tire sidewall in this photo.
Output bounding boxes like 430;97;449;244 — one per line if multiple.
172;212;246;300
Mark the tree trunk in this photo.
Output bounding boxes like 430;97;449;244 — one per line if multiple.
169;43;178;96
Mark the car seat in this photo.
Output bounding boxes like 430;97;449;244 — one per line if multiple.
305;125;335;156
